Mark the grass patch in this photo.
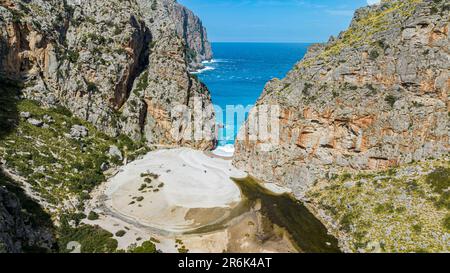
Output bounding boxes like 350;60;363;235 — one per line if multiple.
298;0;423;68
0;97;146;207
128;240;157;253
58;214;118;253
115;230;126;237
308;156;450;252
87;211;99;221
385;95;398;107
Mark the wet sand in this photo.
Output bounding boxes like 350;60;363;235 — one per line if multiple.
85;148;298;253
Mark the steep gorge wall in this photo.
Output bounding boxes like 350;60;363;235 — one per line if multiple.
0;0;216;150
171;1;213;69
234;0;449;198
0;170;55;253
0;0;215;253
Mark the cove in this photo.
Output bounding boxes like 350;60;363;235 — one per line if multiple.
194;43;340;253
195;42;310;148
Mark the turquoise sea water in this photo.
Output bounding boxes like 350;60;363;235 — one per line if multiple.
195;43;310;147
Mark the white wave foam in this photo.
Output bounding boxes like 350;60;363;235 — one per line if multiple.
202;59;228;64
212;144;235;158
191;65;215;74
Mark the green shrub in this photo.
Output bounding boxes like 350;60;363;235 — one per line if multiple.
144;177;152;183
87;211;99;221
65;212;87;226
443;215;450;231
66;50;79;63
151;0;157;10
129;240;157;253
302;83;313;96
52;105;73;117
369;49;380;60
426;168;450;194
426;168;450;209
412;224;422;233
374;203;395;214
178;245;189;253
58;216;118;253
341;172;352;181
115;230;126;237
86;82;98;93
134;71;149;93
340;212;355;232
385;95;398;107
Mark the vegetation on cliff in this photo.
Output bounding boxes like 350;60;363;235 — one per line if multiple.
0;78;148;252
307;156;449;252
299;0;429;68
234;0;449;253
0;79;148;210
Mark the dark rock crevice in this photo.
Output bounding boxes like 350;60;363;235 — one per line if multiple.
113;20;152;110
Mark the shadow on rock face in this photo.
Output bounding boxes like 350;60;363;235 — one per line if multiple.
0;77;20;140
0;76;57;253
232;176;341;253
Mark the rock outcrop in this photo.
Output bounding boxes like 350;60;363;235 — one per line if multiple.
0;171;55;253
0;0;215;253
0;0;216;150
234;0;449;198
170;1;213;70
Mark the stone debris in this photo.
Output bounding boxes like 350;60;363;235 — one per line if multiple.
27;119;44;127
70;125;89;140
108;145;123;160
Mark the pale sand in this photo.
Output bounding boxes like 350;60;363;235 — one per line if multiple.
211;144;235;158
103;148;246;233
85;148;297;253
263;183;293;195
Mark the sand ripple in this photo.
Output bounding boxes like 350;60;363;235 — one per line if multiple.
104;148;246;233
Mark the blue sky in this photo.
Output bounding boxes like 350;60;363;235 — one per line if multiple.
178;0;380;42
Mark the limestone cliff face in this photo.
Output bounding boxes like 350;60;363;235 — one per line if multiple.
0;0;216;150
136;0;212;69
234;0;449;198
170;1;213;70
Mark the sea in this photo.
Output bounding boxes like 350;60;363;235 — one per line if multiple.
194;43;310;156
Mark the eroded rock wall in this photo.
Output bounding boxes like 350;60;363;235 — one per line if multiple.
234;0;449;198
0;0;216;149
0;171;55;253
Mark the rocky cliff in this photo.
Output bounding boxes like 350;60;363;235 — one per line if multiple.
234;0;449;252
0;170;55;253
0;0;216;150
0;0;215;253
235;0;449;197
170;1;213;70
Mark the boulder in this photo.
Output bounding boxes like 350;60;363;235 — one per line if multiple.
27;119;43;127
19;112;31;119
70;125;89;140
43;115;54;123
108;145;123;160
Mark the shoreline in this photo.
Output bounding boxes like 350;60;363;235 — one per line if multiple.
84;148;298;253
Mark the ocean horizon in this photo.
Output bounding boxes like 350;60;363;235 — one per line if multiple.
195;42;311;154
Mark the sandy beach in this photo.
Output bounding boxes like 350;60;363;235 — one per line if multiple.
103;148;246;233
85;148;297;253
